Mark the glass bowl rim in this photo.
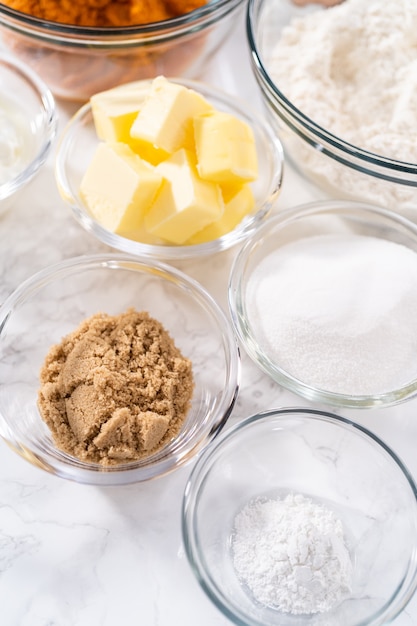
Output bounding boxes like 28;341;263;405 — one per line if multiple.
246;0;417;181
54;76;284;260
182;406;417;626
228;199;417;409
0;50;57;201
0;0;244;40
0;252;241;485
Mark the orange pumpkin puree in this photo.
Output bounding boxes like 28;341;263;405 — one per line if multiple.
3;0;208;27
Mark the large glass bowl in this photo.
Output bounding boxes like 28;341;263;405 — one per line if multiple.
229;200;417;409
0;254;240;485
247;0;417;220
0;0;245;102
54;77;284;261
182;407;417;626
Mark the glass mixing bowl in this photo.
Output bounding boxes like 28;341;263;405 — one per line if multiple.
0;0;245;101
229;200;417;409
247;0;417;221
0;51;57;214
0;254;240;485
182;407;417;626
54;77;284;261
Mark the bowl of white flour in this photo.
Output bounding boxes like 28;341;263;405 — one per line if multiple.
182;407;417;625
247;0;417;221
229;200;417;408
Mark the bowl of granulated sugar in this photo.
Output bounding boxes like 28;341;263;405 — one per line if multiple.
229;200;417;409
182;407;417;626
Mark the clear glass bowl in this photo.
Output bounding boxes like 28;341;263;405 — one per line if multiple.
182;407;417;626
247;0;417;220
0;254;240;485
54;77;284;261
0;0;245;102
228;200;417;409
0;51;57;214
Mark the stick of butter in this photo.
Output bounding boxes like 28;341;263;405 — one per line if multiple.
80;142;162;234
194;110;258;183
186;183;255;244
130;76;213;159
144;148;224;245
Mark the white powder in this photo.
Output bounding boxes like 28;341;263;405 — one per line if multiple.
267;0;417;209
247;233;417;396
232;493;353;614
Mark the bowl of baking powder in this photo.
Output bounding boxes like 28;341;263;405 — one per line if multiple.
182;407;417;625
229;200;417;408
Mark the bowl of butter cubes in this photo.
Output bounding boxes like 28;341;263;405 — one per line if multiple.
54;75;284;260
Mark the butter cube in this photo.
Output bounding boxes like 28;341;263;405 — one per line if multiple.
90;82;148;143
130;76;213;159
80;142;162;235
125;223;166;246
194;111;258;184
144;149;224;245
187;183;255;244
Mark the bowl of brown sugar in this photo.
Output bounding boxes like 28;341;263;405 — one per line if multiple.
0;254;240;485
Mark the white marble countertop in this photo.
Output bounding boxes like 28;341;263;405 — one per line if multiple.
1;12;417;626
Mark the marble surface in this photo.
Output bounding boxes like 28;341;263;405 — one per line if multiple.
1;13;417;626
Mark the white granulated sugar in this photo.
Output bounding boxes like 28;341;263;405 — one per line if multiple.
232;493;353;614
247;233;417;396
268;0;417;209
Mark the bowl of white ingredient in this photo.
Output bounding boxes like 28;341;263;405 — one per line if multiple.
229;200;417;408
247;0;417;220
0;52;57;215
182;407;417;625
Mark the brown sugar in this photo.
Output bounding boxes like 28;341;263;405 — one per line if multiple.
4;0;208;26
38;309;194;465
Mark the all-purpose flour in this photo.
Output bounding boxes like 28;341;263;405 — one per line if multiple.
247;233;417;396
268;0;417;209
232;493;353;614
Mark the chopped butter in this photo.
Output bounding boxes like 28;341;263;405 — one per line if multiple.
90;82;148;143
83;76;260;245
144;148;224;244
187;183;255;244
130;76;213;159
194;110;258;183
80;142;162;235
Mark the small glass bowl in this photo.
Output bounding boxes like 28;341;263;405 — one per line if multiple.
0;52;57;214
0;254;240;485
54;77;284;261
229;200;417;409
0;0;245;102
182;407;417;626
247;0;417;219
